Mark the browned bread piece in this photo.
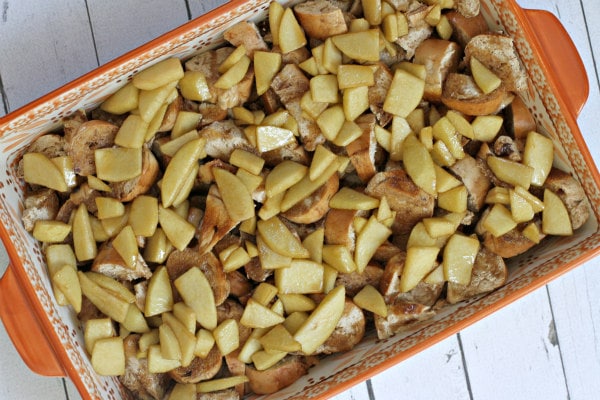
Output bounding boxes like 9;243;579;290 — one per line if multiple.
368;62;393;127
505;95;537;140
449;154;492;212
543;168;591;230
110;148;159;202
168;346;223;384
447;246;507;304
271;63;325;151
282;173;339;224
166;246;230;306
245;355;318;395
379;252;443;307
414;39;461;102
365;169;435;235
315;298;365;354
120;334;170;400
21;188;59;232
157;95;183;133
66;120;118;176
456;0;480;18
324;208;361;251
441;73;514;116
374;298;435;340
223;21;268;57
200;120;257;162
335;264;384;297
92;241;152;281
446;10;489;48
346;114;378;183
294;0;348;40
475;210;543;258
465;33;528;93
395;4;433;59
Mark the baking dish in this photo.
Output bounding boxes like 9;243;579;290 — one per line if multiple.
0;0;598;399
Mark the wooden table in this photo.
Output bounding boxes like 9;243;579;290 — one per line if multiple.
1;0;598;399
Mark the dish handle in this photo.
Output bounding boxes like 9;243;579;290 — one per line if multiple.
522;9;589;118
0;264;65;377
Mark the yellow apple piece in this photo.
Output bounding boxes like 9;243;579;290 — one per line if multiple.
485;186;510;205
214;55;250;90
399;246;440;292
257;232;292;269
138;82;178;122
278;294;316;314
280;158;340;212
293;285;345;355
175;267;217;330
407;221;447;249
423;217;457;238
310;74;339;104
32;220;71;243
316;105;345;141
87;175;112;192
178;70;211;102
309;145;337;181
84;318;116;355
333;120;363;147
114;114;148;149
434;164;462;193
482;203;517;237
213;168;255;222
403;134;437;195
322;244;356;273
162;312;197;367
275;259;324;294
443;233;479;285
169;383;196;400
50;156;76;189
470;57;502;94
329;187;380;210
256;125;296;152
321;37;342;74
353;285;387;317
196;376;250;393
159;323;182;360
279;7;307;53
213;319;239;356
217;45;247;74
430;140;456;167
23;152;68;192
147;344;181;373
72;203;97;262
172;302;197;334
509;189;535;223
432;117;465;160
240;298;285;329
268;0;285;45
251;282;278;306
128;195;158;237
171;111;202;138
95;197;125;220
343;85;370;121
438;185;468;213
542;189;573;235
52;264;82;313
254;51;282;96
354;216;392;272
331;29;380;62
95;147;142;182
514;185;544;212
259;324;301;353
112;225;139;269
523;222;543;244
158;206;195;251
100;206;129;238
382;13;399;41
161;138;205;208
302;228;324;264
256;216;309;258
445;110;474;139
91;337;125;376
78;271;129;323
487;156;534;190
220;245;251;273
425;4;441;26
133;58;184;91
143;227;173;264
144;265;173;317
101;82;139;114
383;68;425;118
229;148;265;176
194;329;215;358
471;115;504;142
337;64;374;89
523;131;554;186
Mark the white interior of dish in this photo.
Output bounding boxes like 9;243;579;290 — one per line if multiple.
0;0;598;399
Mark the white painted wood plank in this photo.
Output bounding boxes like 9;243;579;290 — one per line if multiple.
460;287;568;400
86;0;189;65
331;381;372;400
370;335;469;400
188;0;229;19
0;0;97;112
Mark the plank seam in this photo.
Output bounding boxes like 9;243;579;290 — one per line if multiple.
0;71;9;114
366;379;376;400
456;333;474;400
545;285;572;400
61;378;70;400
84;0;100;67
579;0;600;91
184;0;193;21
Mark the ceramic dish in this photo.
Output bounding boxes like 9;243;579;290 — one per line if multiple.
0;0;599;399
